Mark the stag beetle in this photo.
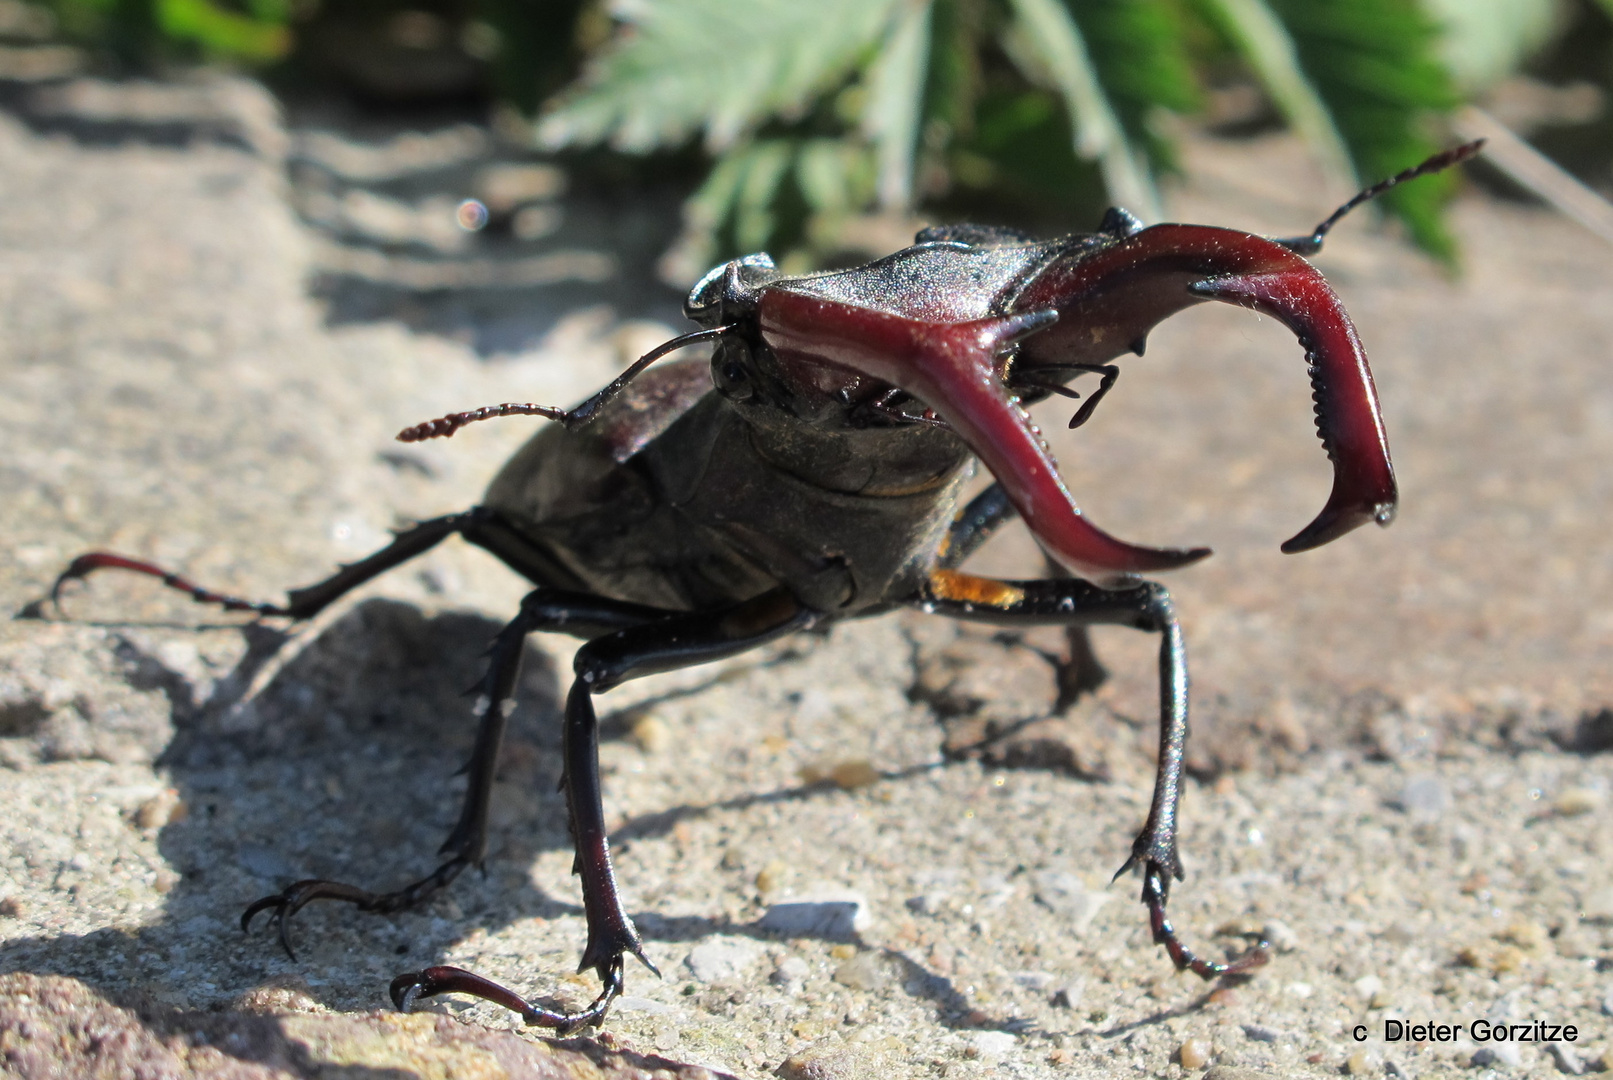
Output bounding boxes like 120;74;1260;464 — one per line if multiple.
50;142;1481;1034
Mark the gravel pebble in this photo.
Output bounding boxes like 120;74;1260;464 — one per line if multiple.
757;893;869;939
830;950;887;992
683;938;759;983
1261;919;1298;952
770;956;809;989
1551;787;1602;816
1394;774;1447;821
1547;1041;1586;1076
968;1031;1016;1062
1030;870;1109;932
1178;1036;1212;1069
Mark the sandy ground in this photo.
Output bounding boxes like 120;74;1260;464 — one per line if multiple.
0;76;1610;1078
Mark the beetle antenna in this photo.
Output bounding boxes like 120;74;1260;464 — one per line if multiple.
397;326;735;442
1277;139;1486;255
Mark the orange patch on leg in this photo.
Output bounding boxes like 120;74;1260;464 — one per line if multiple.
926;570;1025;608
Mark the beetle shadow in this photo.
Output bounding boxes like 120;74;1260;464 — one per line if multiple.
0;596;1006;1034
0;597;593;1014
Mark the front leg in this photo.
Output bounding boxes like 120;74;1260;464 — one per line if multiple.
243;587;677;960
393;588;818;1032
916;570;1268;978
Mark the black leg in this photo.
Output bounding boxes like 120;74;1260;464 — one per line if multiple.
915;570;1269;979
392;588;817;1032
938;490;1108;708
242;586;680;961
937;483;1016;571
48;507;583;622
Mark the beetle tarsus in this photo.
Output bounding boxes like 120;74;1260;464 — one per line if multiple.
389;962;623;1032
1140;868;1271;979
49;553;292;617
242;857;474;960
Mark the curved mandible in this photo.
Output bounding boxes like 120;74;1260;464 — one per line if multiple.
1014;224;1397;556
757;289;1209;585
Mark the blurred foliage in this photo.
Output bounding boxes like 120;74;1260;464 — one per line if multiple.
19;0;1609;269
540;0;1479;269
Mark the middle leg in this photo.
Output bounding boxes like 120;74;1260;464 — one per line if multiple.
915;569;1268;978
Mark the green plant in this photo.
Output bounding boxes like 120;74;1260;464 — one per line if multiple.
538;0;1471;269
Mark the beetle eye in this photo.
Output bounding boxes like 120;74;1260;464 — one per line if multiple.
714;357;755;402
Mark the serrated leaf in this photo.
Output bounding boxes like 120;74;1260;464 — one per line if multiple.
862;0;932;209
1269;0;1461;260
1197;0;1354;186
1064;0;1199;173
538;0;907;153
1001;0;1160;219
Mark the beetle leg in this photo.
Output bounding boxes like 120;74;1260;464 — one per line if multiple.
242;587;679;960
392;588;818;1031
48;506;599;623
913;570;1270;979
1006;362;1120;429
937;491;1108;706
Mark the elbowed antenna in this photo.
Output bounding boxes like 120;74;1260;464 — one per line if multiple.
396;326;734;442
1277;140;1486;255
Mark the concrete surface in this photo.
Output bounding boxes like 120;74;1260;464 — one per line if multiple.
0;77;1610;1078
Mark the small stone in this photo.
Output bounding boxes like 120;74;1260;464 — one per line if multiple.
1547;1042;1586;1076
1242;1024;1281;1043
0;896;24;918
1050;979;1084;1009
771;956;810;989
758;893;869;939
1261;919;1299;952
828;760;880;790
152;868;178;894
684;938;759;983
777;1044;861;1080
1011;971;1053;991
1031;870;1109;933
829;943;857;961
134;788;185;830
1552;787;1602;817
1345;1050;1373;1075
1369;990;1392;1010
1178;1036;1212;1069
1581;886;1613;922
630;713;669;754
755;860;787;897
831;951;887;992
1353;975;1383;1001
968;1031;1016;1063
1394;774;1447;821
1498;919;1547;952
1601;983;1613;1017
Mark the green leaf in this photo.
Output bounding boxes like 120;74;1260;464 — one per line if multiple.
1063;0;1199;173
861;0;932;209
156;0;289;61
538;0;907;153
1196;0;1354;186
1268;0;1461;260
1001;0;1160;219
